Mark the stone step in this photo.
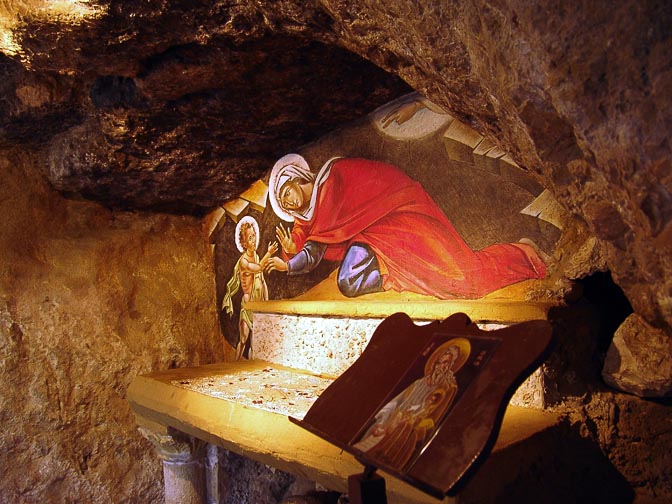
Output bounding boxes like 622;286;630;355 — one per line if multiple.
246;288;560;410
247;275;559;379
128;360;562;504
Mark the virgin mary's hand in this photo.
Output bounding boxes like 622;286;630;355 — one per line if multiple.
275;224;297;255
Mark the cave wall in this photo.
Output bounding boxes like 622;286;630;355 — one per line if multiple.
0;0;670;502
1;0;668;395
0;149;224;503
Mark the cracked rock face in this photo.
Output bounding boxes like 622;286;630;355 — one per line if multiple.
602;313;672;397
1;1;671;380
6;0;671;377
39;35;410;213
0;1;671;500
3;29;409;212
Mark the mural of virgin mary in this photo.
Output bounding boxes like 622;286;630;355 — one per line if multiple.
265;153;546;299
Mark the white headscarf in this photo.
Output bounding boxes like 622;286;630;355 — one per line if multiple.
269;153;337;222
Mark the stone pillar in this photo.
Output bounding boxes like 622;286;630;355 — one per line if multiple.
139;427;207;504
205;443;220;504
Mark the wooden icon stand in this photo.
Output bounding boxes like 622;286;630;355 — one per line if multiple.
348;466;387;504
292;312;554;500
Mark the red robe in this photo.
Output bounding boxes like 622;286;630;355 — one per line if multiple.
290;158;546;299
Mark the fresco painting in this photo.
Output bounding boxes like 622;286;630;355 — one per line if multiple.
220;215;276;359
212;93;562;357
264;154;546;299
348;332;499;474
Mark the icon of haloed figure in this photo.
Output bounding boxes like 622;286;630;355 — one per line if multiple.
264;154;546;299
222;216;277;360
353;338;471;471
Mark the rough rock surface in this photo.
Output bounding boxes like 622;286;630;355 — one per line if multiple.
563;390;672;502
1;1;669;390
0;0;671;502
0;149;223;503
602;313;672;397
0;1;410;213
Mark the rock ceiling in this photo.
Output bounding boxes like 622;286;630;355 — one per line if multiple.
1;1;413;212
1;1;670;393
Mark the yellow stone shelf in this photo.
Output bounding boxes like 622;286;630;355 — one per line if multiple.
249;272;563;323
128;360;560;504
247;298;552;323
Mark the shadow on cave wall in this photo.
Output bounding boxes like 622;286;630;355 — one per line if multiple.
459;421;635;503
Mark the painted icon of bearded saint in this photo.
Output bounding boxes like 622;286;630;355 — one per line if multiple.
353;338;471;471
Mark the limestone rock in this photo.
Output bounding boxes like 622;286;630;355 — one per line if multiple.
0;1;671;500
602;314;672;397
561;391;672;502
1;0;669;346
0;150;224;503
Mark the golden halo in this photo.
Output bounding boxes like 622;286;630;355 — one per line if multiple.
234;215;259;253
424;337;471;375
